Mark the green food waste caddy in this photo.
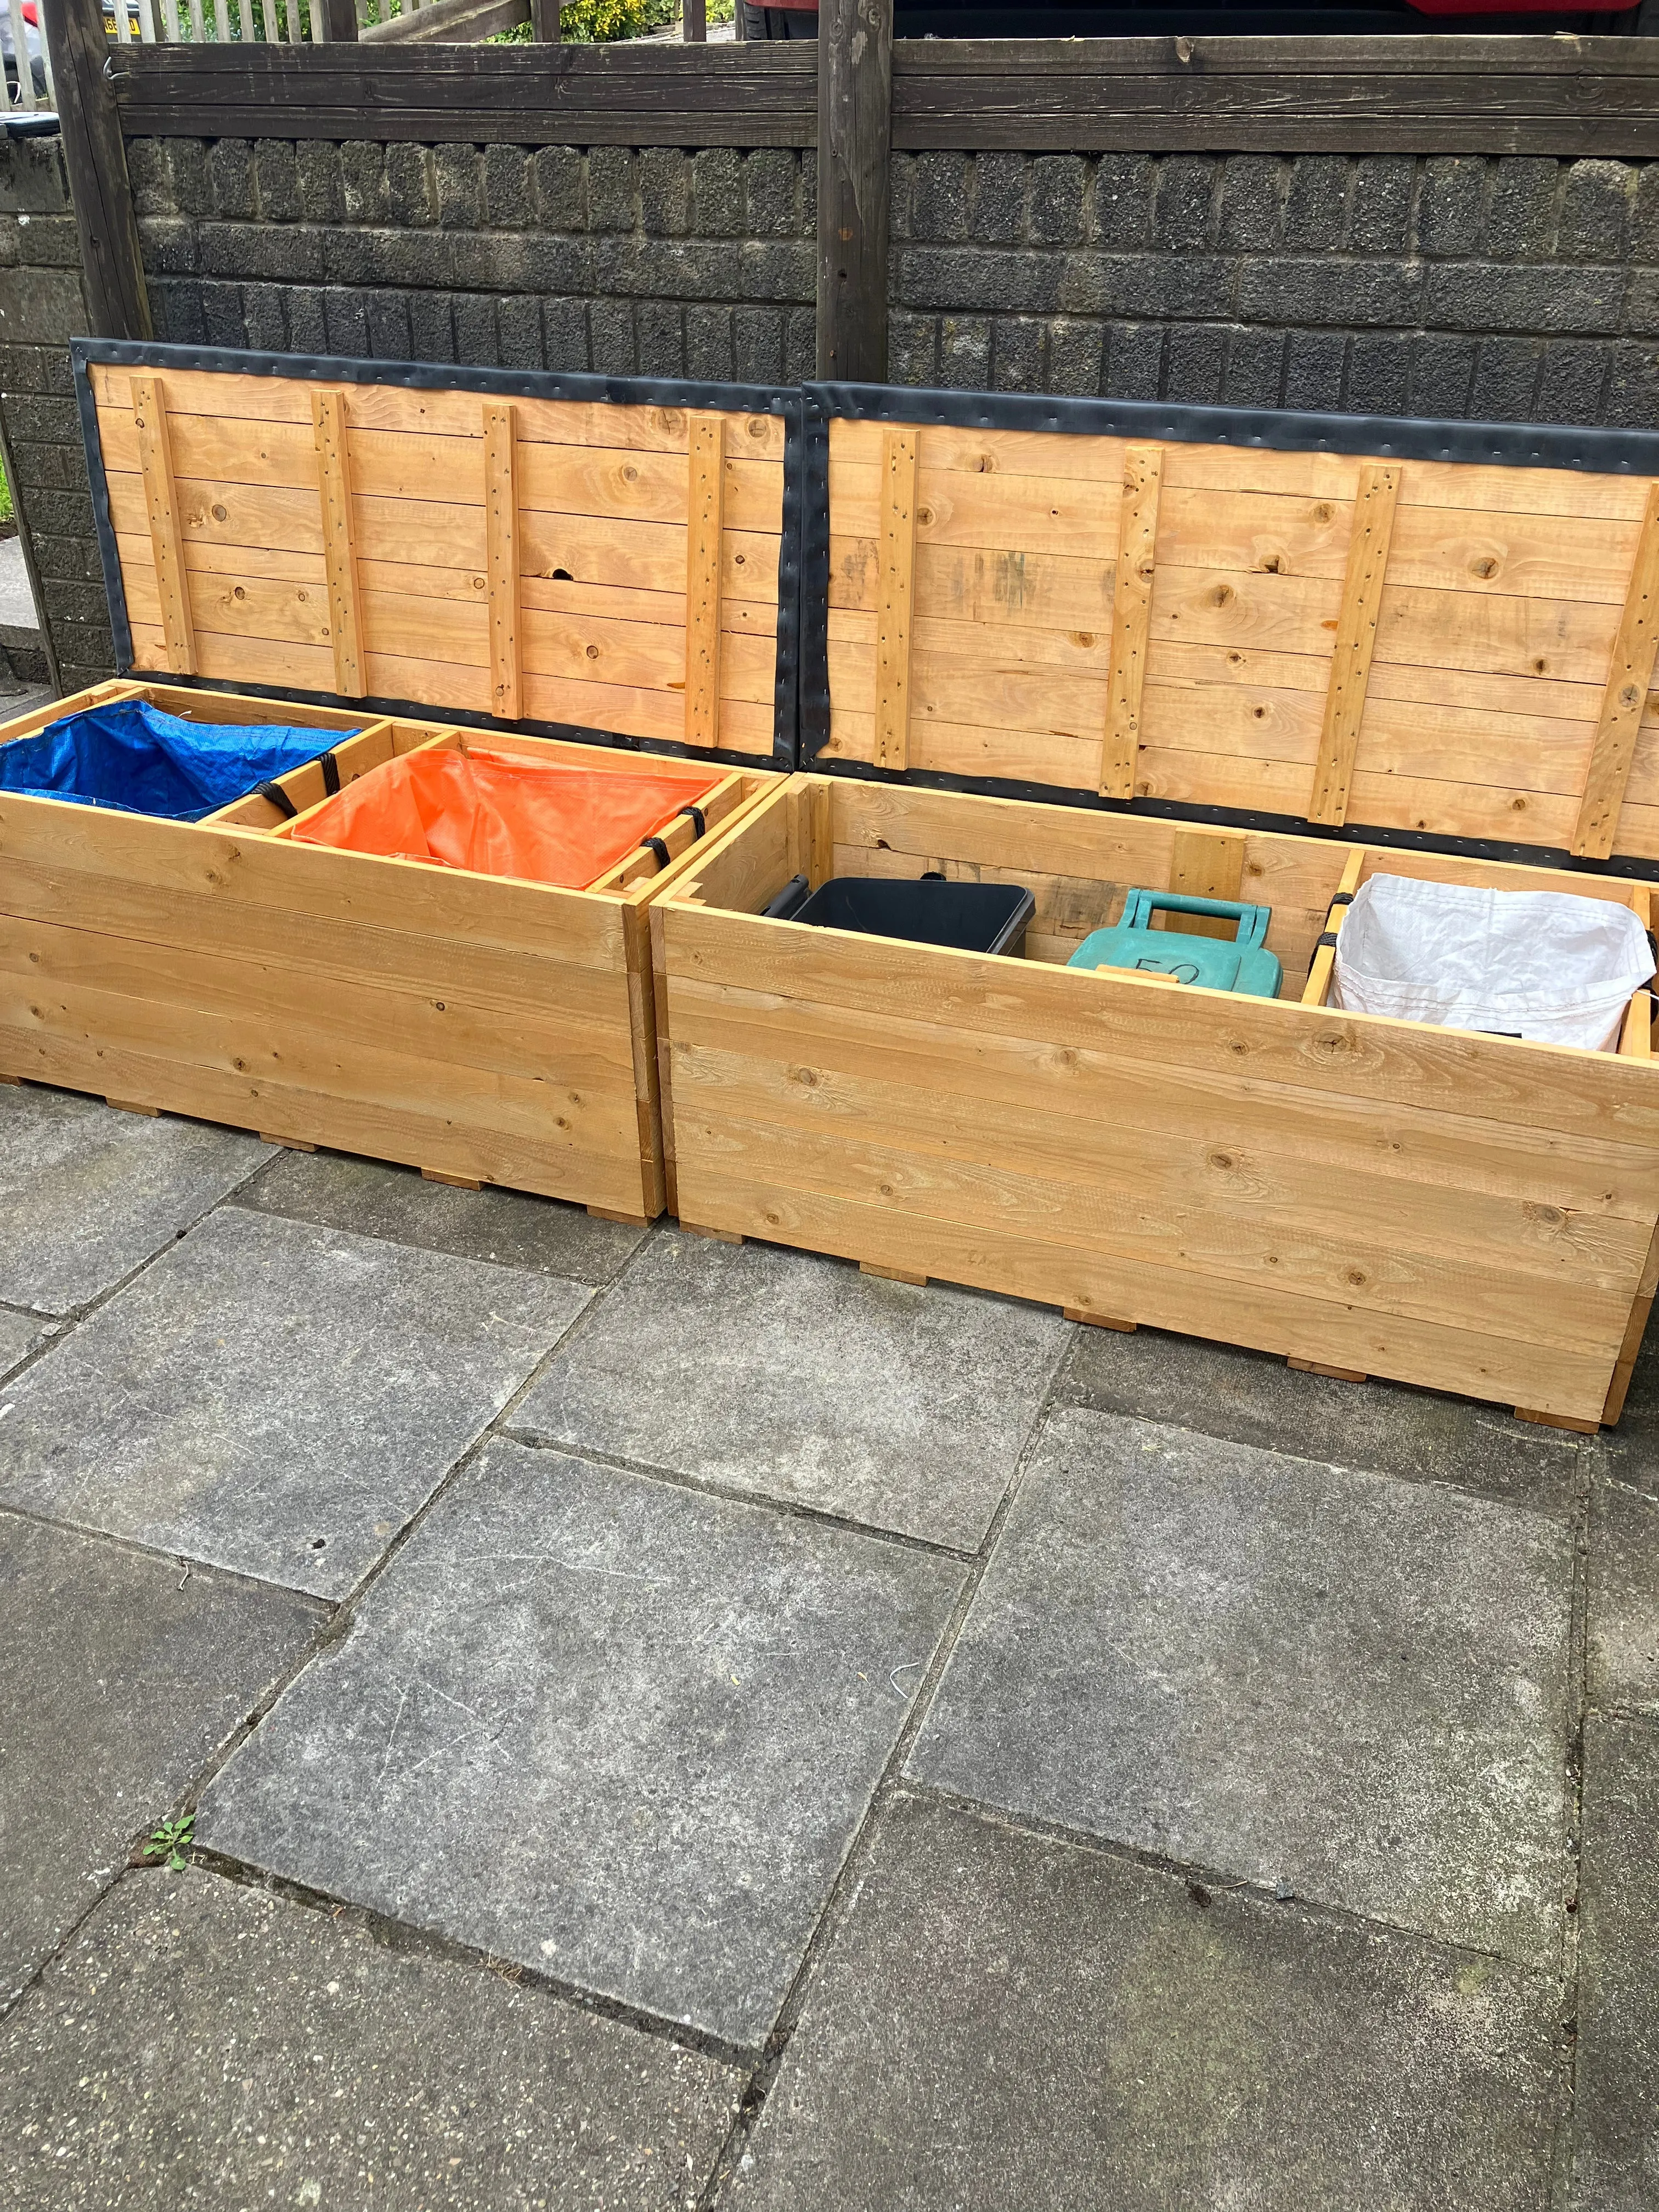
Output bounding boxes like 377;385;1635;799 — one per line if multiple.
1068;890;1283;999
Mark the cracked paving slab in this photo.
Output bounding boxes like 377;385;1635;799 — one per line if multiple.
0;1867;742;2211
0;1513;321;2012
196;1437;965;2049
907;1407;1575;1967
0;1206;589;1597
726;1789;1565;2212
512;1229;1069;1549
0;1086;265;1314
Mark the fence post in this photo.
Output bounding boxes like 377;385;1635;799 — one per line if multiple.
529;0;560;35
318;0;362;38
816;0;891;382
42;0;152;341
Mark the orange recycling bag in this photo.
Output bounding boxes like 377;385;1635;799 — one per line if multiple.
290;746;723;890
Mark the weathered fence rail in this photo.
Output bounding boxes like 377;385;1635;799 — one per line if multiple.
105;32;1659;156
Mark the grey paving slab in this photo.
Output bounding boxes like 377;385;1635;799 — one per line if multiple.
1587;1481;1659;1718
513;1231;1068;1549
729;1790;1564;2212
198;1439;964;2049
0;1512;320;2013
1058;1317;1594;1519
0;1206;588;1598
0;1085;264;1313
242;1146;651;1286
908;1407;1574;1966
1573;1716;1659;2212
0;1868;742;2212
0;1302;49;1380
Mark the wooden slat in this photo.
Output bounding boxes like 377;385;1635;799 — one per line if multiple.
1572;482;1659;861
484;400;521;722
312;387;365;699
685;415;725;752
130;375;195;676
874;427;917;772
1099;443;1161;802
1308;462;1400;828
1168;827;1245;943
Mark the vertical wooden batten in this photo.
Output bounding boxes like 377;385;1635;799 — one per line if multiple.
484;400;522;723
312;388;365;700
130;375;195;676
1100;443;1162;802
1308;461;1400;828
873;427;918;772
1573;480;1659;861
685;415;725;751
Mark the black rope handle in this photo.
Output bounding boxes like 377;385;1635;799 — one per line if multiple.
641;834;672;868
319;748;341;796
677;803;707;838
256;779;298;819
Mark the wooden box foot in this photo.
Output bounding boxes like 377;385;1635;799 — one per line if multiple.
681;1222;743;1244
105;1097;159;1116
1514;1406;1601;1436
0;1073;19;1085
1064;1306;1137;1333
262;1134;316;1152
422;1167;482;1189
588;1204;651;1227
862;1261;927;1286
1289;1358;1368;1383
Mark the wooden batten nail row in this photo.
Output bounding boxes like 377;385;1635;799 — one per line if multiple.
1308;461;1400;831
1099;442;1161;803
874;426;917;772
685;414;725;752
484;399;521;723
312;386;365;699
131;374;194;677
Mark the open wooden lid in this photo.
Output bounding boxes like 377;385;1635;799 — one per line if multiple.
75;342;800;768
804;384;1659;871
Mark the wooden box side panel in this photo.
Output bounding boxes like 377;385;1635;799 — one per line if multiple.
91;363;788;761
661;896;1659;1424
0;795;654;1212
821;415;1659;867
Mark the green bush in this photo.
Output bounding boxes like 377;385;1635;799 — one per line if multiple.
489;0;678;39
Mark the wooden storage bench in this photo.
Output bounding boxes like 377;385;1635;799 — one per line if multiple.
0;343;798;1219
657;386;1659;1431
658;774;1659;1430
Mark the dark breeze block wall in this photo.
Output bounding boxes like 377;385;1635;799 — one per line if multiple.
889;149;1659;426
126;139;819;384
0;134;107;692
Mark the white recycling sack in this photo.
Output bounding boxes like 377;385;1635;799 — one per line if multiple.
1332;873;1654;1053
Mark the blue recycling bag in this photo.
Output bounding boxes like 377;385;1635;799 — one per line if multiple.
0;698;359;822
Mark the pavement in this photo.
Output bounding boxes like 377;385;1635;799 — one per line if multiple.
0;1077;1654;2209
